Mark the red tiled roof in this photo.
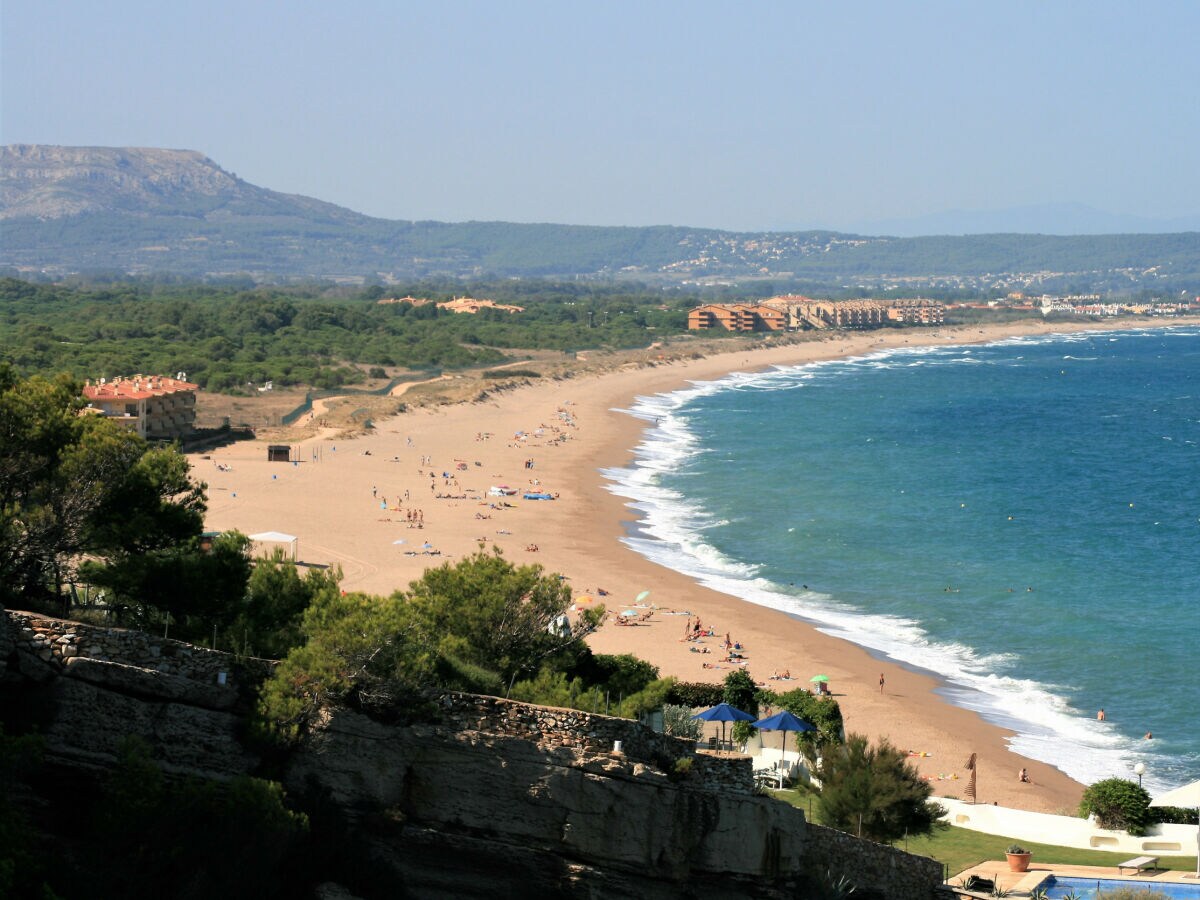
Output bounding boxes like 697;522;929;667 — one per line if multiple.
83;375;198;402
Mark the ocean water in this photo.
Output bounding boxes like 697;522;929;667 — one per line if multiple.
604;327;1200;791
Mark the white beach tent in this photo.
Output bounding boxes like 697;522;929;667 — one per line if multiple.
248;531;298;561
1149;778;1200;877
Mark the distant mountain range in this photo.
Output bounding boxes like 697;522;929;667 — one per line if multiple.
835;203;1200;238
3;144;1199;292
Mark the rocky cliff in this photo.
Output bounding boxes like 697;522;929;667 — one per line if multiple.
1;144;367;223
1;606;944;899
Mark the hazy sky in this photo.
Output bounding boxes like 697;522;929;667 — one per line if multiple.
4;1;1199;232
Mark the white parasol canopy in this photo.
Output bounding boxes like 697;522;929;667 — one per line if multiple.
1150;778;1200;877
248;531;298;560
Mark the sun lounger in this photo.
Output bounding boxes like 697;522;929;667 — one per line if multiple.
1117;855;1158;875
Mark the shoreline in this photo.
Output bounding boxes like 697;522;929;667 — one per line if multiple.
191;317;1199;814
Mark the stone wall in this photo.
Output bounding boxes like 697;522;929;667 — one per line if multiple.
3;609;273;690
801;821;944;900
436;692;753;794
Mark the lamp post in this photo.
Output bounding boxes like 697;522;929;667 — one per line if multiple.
1134;762;1146;787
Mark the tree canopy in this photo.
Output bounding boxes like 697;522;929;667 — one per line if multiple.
0;278;697;393
816;734;944;843
258;550;602;738
1079;778;1153;835
0;364;209;608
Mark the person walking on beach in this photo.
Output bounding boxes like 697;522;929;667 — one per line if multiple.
879;673;885;694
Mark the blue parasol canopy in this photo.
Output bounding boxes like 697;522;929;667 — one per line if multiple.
753;710;816;733
692;702;756;723
753;710;816;787
692;702;756;753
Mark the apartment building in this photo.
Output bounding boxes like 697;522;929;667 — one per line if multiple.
689;297;943;331
82;374;198;441
687;303;787;331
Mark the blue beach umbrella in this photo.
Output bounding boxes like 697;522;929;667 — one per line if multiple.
754;710;816;736
753;710;816;787
692;702;757;750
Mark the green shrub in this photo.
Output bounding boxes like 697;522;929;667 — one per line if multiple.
483;369;540;379
85;737;309;899
775;687;845;746
614;678;674;720
1079;778;1152;835
589;654;659;696
662;704;703;740
665;681;723;708
1148;804;1198;825
723;670;759;745
722;669;758;714
816;734;943;843
669;757;694;782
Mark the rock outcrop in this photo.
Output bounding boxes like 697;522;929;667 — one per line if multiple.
0;144;363;222
1;607;944;898
2;610;262;781
287;706;805;898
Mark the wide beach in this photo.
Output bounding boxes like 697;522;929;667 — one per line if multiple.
193;317;1186;814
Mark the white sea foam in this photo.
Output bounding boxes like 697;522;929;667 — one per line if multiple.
603;344;1178;789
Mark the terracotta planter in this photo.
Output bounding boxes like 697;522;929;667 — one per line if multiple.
1006;852;1032;873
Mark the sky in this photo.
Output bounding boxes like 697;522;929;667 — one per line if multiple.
3;1;1200;234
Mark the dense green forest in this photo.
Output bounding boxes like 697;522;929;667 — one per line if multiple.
0;278;703;391
8;209;1200;290
7;276;1181;394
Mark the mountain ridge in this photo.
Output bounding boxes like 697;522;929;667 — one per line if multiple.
1;143;376;225
3;144;1199;291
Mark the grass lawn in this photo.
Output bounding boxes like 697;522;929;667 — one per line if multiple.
768;789;1197;878
904;827;1197;879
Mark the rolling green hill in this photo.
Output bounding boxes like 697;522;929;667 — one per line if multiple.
3;145;1198;291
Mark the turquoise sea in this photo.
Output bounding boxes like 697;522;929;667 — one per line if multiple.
604;326;1200;791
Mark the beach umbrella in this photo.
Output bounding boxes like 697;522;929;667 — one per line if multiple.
619;609;638;617
692;702;757;752
635;590;651;603
753;710;816;788
809;675;829;683
1150;778;1200;876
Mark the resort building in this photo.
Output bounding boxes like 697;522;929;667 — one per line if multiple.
378;296;525;314
82;374;198;441
688;297;944;332
886;299;945;325
687;303;788;332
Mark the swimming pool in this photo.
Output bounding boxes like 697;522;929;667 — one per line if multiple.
1041;875;1200;899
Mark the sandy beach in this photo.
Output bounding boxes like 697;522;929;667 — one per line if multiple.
192;317;1194;814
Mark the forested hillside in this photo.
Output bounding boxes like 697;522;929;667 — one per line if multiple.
4;145;1199;291
0;278;696;391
